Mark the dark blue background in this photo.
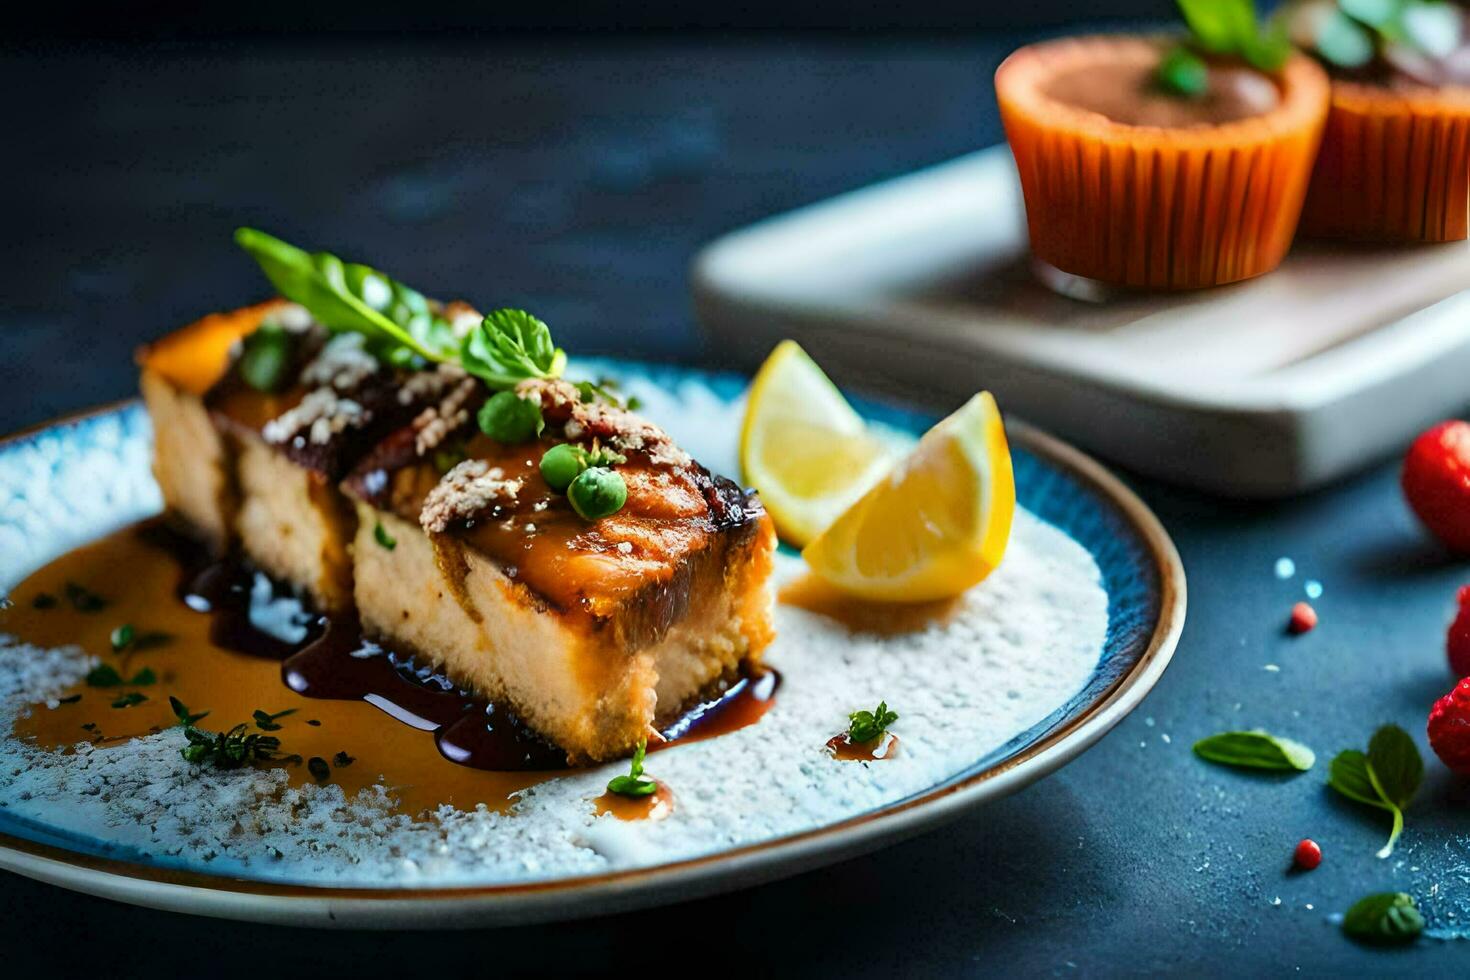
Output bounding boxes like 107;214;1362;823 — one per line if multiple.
2;23;1468;978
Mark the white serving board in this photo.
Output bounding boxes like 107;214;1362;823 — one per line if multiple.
692;144;1470;497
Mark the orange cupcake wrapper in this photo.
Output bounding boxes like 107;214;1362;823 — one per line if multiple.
996;37;1329;290
1301;81;1470;243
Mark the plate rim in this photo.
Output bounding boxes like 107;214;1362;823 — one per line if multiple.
0;398;1186;928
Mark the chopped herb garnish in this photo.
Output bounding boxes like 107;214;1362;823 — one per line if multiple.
307;756;331;783
252;707;297;732
847;701;899;745
432;446;467;475
1327;724;1423;858
332;751;356;768
129;667;157;686
130;630;174;652
477;390;545;443
31;592;57;610
85;663;123;687
1342;891;1424;945
181;723;283;769
373;522;397;551
606;740;658;798
306;719;321;727
169;695;210;727
110;624;135;652
63;581;106;612
81;722;99;732
1193;730;1315;771
55;693;81;706
111;692;148;709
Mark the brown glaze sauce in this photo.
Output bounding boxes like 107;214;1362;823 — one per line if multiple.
826;732;900;762
3;520;780;817
594;784;675;822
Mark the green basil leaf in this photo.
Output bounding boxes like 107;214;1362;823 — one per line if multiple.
460;309;567;389
1342;892;1424;945
1157;47;1210;97
234;228;448;363
373;522;397;551
1328;749;1390;808
477;391;545;444
1366;724;1423;809
1192;730;1316;771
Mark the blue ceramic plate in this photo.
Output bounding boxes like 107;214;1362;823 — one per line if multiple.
0;361;1184;927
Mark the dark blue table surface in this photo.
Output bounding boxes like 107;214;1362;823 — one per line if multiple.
2;35;1467;977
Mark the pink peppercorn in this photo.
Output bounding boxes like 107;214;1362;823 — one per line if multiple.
1288;602;1318;635
1294;838;1322;870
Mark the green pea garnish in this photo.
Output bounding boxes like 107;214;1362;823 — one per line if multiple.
568;467;627;521
540;443;586;492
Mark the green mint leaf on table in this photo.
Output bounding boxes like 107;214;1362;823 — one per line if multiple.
607;740;659;797
168;696;209;727
477;391;545;443
1342;892;1424;945
128;667;156;686
109;624;134;652
111;692;148;709
1192;730;1316;771
238;321;294;393
1157;47;1210;97
1367;723;1423;807
373;521;397;551
459;309;567;389
848;701;899;745
234;228;452;364
1327;725;1423;858
85;664;123;688
308;756;331;783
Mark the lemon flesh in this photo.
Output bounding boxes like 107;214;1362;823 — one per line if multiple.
801;392;1015;603
740;341;892;547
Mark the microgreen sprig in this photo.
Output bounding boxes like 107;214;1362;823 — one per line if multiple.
847;702;899;745
606;740;659;798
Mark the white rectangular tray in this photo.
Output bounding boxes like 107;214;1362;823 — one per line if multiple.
692;145;1470;497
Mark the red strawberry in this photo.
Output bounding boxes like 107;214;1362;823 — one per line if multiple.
1450;586;1470;679
1428;677;1470;775
1402;421;1470;554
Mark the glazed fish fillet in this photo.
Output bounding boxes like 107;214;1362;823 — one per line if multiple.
139;305;777;762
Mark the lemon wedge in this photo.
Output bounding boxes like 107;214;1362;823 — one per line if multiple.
740;341;893;547
802;391;1015;603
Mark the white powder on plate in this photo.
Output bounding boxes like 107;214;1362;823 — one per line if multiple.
0;511;1106;889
